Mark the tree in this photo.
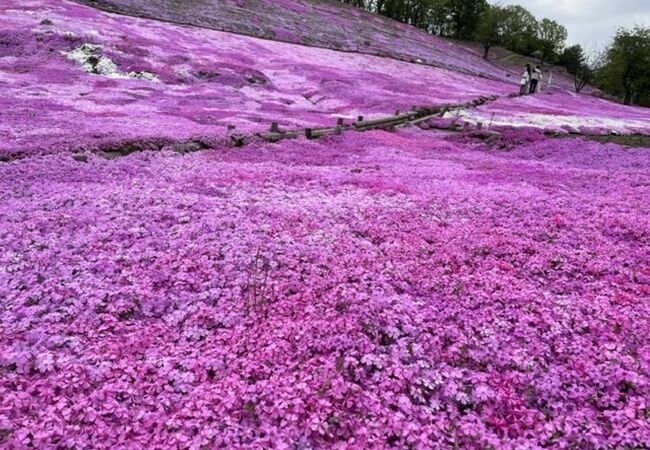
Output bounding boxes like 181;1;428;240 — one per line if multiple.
562;46;599;93
559;44;586;75
377;0;407;21
340;0;368;8
374;0;442;30
426;0;454;36
474;5;507;60
537;18;567;65
408;0;434;29
574;53;601;94
501;5;538;55
447;0;488;40
597;26;650;105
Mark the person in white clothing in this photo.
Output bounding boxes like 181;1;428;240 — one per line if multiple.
520;64;531;95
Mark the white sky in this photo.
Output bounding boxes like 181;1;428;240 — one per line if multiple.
495;0;650;52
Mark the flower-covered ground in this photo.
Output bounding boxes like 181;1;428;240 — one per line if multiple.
6;0;648;162
71;0;595;95
71;0;518;81
1;0;515;160
2;0;650;448
450;91;650;135
1;129;650;448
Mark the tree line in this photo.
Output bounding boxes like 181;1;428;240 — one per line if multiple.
338;0;650;106
553;27;650;106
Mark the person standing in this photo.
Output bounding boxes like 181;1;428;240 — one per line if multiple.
535;66;544;94
520;64;531;95
530;65;542;94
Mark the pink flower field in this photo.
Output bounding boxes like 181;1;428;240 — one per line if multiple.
1;0;514;160
2;129;650;448
69;0;518;81
2;0;650;449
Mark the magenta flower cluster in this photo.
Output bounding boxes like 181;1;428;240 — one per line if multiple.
1;129;649;448
2;0;650;448
0;0;514;160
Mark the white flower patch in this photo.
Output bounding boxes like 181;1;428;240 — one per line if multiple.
64;43;159;82
444;108;648;135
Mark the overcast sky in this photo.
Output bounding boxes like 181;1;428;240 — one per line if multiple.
495;0;650;52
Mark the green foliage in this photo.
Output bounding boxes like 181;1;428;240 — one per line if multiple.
500;5;538;55
336;0;650;104
558;45;596;93
374;0;441;29
426;0;454;36
372;0;489;39
377;0;409;22
574;63;594;93
339;0;561;65
474;5;508;59
446;0;488;39
537;18;568;65
340;0;369;8
596;26;650;105
559;44;586;75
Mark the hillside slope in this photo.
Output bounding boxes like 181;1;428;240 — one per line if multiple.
73;0;518;81
1;0;514;159
2;1;650;449
3;0;650;162
72;0;601;95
